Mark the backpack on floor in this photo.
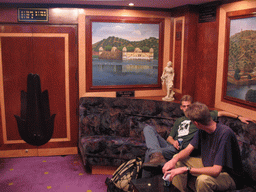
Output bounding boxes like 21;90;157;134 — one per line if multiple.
105;157;142;192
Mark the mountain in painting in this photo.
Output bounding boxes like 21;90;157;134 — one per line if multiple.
228;30;256;72
92;36;159;59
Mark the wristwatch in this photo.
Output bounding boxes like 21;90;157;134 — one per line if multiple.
187;166;191;173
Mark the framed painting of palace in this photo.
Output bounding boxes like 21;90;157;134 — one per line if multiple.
223;8;256;109
85;16;164;92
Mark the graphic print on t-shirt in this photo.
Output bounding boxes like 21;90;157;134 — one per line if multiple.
177;120;191;137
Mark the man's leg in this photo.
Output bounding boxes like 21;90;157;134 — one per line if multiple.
196;173;236;192
142;150;154;178
143;125;170;167
172;156;204;192
162;145;179;161
143;125;169;154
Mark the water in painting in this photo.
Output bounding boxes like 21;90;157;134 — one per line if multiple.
92;58;158;86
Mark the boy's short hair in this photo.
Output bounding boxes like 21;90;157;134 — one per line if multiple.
180;95;193;104
185;102;212;125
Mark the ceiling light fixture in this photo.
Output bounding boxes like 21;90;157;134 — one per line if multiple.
129;3;134;6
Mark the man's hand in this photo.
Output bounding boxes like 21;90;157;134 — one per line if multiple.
238;116;252;124
163;167;187;181
162;144;194;174
173;140;180;150
162;159;176;174
166;136;180;150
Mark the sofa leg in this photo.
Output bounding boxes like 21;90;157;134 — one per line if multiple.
85;162;92;173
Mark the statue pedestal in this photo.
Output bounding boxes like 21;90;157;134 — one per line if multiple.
162;97;174;101
162;90;175;101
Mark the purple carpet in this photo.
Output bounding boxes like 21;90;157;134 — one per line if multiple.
0;154;112;192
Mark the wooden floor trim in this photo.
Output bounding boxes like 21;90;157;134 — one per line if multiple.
0;147;78;158
92;165;118;175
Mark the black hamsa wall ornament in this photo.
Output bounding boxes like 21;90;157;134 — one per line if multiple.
14;73;56;146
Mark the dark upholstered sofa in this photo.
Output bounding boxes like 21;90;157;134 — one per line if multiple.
78;97;256;191
78;97;183;168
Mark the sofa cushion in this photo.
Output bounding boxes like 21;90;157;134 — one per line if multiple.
79;97;183;139
80;135;147;164
217;117;256;189
80;113;130;137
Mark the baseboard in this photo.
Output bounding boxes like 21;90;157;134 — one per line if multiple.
38;147;78;156
0;148;38;158
0;147;78;158
92;165;118;175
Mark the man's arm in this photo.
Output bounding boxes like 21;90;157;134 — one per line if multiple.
162;144;194;174
163;144;223;180
218;111;252;124
168;117;182;149
164;165;223;182
189;165;222;177
166;136;180;150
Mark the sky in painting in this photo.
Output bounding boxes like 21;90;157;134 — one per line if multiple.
230;17;256;37
92;22;159;44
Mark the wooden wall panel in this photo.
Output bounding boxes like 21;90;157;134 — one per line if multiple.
193;12;219;107
171;5;218;106
0;7;81;157
32;36;67;139
1;37;33;141
171;6;198;101
0;24;78;157
182;9;198;98
0;8;17;23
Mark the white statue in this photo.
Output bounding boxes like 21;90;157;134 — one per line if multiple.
161;61;175;101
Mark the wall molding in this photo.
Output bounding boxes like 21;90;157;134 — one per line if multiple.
172;16;185;94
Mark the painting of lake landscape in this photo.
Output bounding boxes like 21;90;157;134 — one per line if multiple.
85;16;164;91
225;15;256;106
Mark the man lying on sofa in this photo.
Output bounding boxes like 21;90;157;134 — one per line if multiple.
162;102;243;192
142;95;251;170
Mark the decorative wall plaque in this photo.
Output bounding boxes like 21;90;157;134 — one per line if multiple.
18;8;48;22
116;91;135;97
198;5;216;23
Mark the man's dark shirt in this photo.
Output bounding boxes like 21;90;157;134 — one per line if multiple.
190;122;243;188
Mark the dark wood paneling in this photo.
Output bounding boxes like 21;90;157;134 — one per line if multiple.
33;36;67;139
171;5;218;106
0;8;17;23
171;6;198;101
182;9;198;97
2;37;33;140
193;10;219;107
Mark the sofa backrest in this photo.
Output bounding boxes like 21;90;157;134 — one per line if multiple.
218;116;256;188
79;97;183;141
79;97;256;187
